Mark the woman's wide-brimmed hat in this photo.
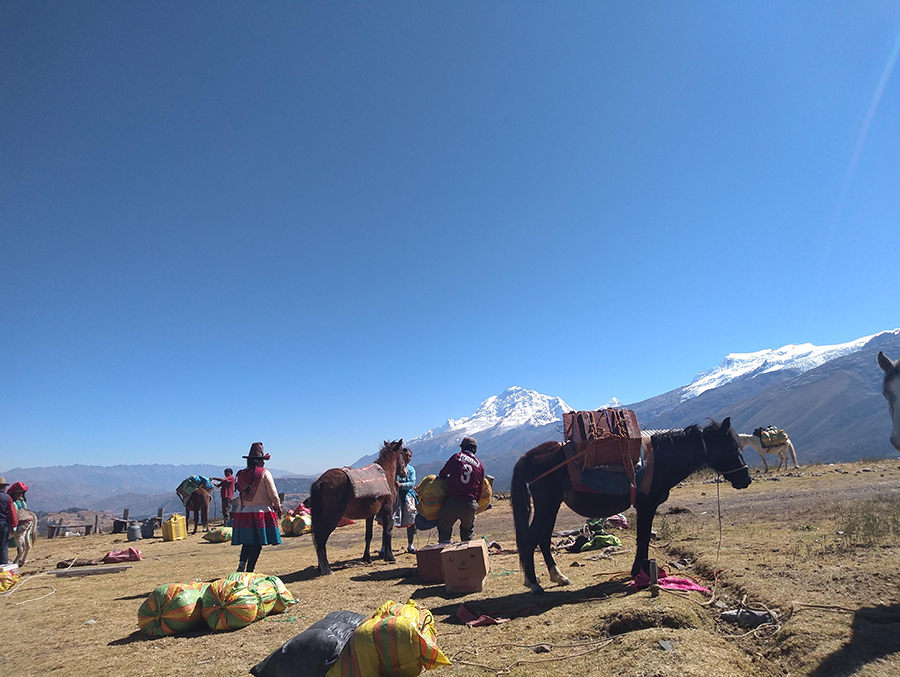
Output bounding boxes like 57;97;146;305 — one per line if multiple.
8;481;28;495
243;442;270;460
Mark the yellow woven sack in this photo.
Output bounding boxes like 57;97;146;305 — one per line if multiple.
292;513;312;536
414;475;446;520
0;570;20;592
415;475;492;520
326;600;450;677
201;578;258;631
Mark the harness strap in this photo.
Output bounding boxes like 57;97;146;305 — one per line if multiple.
527;442;587;485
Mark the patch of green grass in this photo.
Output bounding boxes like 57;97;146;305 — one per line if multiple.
838;497;900;546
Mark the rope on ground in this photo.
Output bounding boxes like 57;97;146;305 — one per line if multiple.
0;553;83;605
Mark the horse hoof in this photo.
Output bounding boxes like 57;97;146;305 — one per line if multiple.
385;555;396;563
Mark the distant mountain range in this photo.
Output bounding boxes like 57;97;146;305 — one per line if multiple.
7;330;899;510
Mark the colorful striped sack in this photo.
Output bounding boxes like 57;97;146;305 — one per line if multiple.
183;580;210;596
281;515;298;536
325;600;450;677
137;583;204;637
224;573;283;618
266;575;296;614
293;513;312;536
202;578;259;631
202;526;232;543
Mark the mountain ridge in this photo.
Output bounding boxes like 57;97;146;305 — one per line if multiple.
8;329;898;508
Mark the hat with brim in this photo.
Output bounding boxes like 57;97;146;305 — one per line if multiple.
0;477;8;487
243;442;270;460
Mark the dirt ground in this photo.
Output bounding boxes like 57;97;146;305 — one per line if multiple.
3;460;900;677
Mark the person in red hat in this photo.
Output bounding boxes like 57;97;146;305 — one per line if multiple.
8;482;28;511
232;443;282;573
0;477;18;566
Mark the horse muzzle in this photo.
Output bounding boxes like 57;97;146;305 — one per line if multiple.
722;465;752;489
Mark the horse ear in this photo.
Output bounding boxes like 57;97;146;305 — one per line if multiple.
721;417;731;432
878;351;894;374
384;440;389;448
398;439;403;447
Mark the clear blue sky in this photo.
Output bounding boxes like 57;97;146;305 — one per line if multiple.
3;3;899;474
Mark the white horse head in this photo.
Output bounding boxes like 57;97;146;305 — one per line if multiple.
878;351;900;452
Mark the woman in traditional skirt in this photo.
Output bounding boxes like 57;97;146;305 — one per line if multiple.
232;442;282;573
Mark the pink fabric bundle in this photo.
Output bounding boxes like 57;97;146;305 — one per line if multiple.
630;568;710;593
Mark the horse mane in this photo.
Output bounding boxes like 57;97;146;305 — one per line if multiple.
376;439;404;464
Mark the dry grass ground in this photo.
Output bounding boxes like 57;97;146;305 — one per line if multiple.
3;460;900;677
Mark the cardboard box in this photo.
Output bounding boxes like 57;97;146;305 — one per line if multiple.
416;543;447;583
441;540;489;593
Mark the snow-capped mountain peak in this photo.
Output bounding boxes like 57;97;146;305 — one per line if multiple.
681;331;891;401
406;386;572;445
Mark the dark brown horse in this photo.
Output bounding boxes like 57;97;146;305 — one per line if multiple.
185;488;210;534
310;439;404;575
512;418;752;593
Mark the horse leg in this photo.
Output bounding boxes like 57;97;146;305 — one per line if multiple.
532;490;569;589
381;507;395;562
760;449;769;473
631;496;663;577
363;517;374;563
310;483;346;576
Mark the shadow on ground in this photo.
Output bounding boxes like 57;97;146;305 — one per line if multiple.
417;579;633;622
808;603;900;676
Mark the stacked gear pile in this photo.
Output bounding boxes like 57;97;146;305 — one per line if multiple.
326;599;451;677
176;475;214;504
251;610;366;677
755;426;789;448
136;573;295;637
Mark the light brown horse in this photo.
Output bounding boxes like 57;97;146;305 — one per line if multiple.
185;488;210;534
310;439;404;575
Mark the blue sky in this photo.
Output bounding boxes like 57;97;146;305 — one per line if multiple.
3;3;899;474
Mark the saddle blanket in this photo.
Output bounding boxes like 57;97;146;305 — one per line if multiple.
343;464;392;499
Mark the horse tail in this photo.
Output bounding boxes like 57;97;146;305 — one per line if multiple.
511;452;534;572
788;440;799;467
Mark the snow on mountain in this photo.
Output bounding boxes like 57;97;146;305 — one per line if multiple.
681;331;896;401
406;386;572;446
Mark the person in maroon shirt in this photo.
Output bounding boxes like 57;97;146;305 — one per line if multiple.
0;477;19;566
212;469;236;525
437;437;485;543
